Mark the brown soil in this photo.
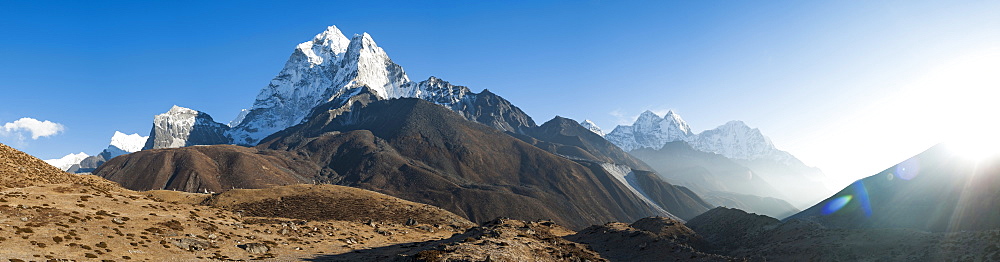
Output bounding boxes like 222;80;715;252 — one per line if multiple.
202;184;475;227
320;218;607;262
0;143;470;260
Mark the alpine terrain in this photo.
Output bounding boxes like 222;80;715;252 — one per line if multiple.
95;26;713;230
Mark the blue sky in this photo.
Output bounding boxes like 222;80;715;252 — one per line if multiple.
2;0;998;185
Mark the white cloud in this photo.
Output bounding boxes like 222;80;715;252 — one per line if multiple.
1;118;65;140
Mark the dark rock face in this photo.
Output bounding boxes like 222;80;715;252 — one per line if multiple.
256;97;670;229
788;144;1000;232
95;145;314;193
452;89;537;135
521;116;653;171
66;154;107;173
142;106;232;150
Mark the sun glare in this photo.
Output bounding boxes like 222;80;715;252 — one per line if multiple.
946;136;1000;160
908;48;1000;160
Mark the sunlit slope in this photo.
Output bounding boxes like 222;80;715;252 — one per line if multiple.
788;144;1000;232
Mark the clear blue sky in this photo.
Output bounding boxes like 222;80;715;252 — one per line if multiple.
2;0;998;185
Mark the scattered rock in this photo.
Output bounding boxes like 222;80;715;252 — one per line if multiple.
239;242;269;254
171;238;210;251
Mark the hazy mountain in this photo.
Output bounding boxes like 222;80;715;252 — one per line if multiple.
629;141;800;218
605;110;831;208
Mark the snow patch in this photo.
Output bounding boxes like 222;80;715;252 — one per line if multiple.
599;163;679;221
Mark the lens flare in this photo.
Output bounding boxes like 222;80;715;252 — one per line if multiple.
822;195;853;215
820;181;873;216
852;181;872;217
895;158;920;180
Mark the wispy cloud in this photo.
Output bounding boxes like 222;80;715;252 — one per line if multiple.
609;109;627;125
1;118;65;140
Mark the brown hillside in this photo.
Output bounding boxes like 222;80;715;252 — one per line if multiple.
96;144;316;192
1;143;82;188
258;97;671;229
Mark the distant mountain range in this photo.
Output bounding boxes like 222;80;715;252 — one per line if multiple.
585;110;832;212
45;131;148;173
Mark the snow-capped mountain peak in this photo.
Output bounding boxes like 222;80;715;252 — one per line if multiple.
636;110;661;125
226;25;474;146
685;120;778;161
605;110;694;151
297;25;350;66
580;120;605;136
44;152;89;171
228;109;250;127
109;131;148;153
336;32;414;99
